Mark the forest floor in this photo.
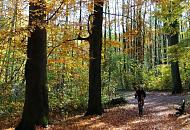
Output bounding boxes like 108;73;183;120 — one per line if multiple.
2;92;190;130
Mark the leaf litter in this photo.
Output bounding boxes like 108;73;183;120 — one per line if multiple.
1;92;190;130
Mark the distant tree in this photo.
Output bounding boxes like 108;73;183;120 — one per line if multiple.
15;0;48;129
155;0;183;93
85;0;104;115
169;20;183;94
167;0;183;94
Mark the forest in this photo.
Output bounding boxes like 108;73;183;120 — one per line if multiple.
1;0;190;129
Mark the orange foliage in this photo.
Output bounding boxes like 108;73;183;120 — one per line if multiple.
48;59;65;64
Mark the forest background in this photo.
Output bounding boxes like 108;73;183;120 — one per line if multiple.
0;0;190;124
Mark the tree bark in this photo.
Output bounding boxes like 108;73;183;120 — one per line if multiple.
169;20;183;94
85;1;104;116
15;0;48;129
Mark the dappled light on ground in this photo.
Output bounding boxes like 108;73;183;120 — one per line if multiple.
1;92;190;130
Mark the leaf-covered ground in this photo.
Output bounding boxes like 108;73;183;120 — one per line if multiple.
2;92;190;130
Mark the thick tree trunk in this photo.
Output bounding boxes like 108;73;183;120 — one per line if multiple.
85;1;104;116
15;1;48;129
169;21;183;94
171;61;182;94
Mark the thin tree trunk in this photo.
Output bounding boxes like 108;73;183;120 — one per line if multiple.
103;0;107;60
114;0;117;53
149;4;153;69
108;0;112;84
154;15;157;66
4;0;18;82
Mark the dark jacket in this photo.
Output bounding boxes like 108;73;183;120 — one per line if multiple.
135;89;146;101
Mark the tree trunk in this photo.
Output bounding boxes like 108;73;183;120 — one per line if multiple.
171;61;182;94
15;0;48;129
169;20;183;94
85;1;104;116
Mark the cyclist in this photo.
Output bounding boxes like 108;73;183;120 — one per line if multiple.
134;85;146;117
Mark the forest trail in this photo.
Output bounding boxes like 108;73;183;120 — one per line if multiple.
2;92;190;130
45;92;190;130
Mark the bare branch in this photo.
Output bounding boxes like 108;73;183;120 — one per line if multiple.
102;12;137;22
46;1;65;22
47;36;89;57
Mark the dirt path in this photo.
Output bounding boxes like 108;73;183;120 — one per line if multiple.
125;92;189;130
46;92;190;130
2;92;190;130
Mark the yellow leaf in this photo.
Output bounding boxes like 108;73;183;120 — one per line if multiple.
88;2;94;12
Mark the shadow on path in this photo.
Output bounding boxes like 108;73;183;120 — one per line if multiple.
44;92;190;130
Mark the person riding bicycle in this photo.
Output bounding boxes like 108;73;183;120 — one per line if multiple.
134;84;146;116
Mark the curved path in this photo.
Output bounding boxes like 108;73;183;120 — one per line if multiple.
3;92;189;130
41;92;190;130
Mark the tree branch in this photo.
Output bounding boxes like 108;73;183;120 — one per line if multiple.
102;12;137;22
47;36;89;58
46;1;65;22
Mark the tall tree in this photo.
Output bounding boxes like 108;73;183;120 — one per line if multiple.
169;20;183;94
85;0;104;115
15;0;48;129
155;0;183;93
166;0;183;94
